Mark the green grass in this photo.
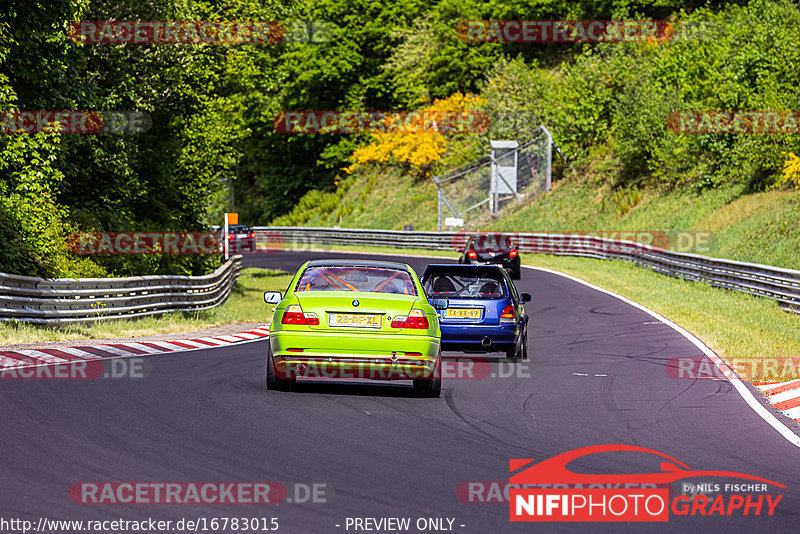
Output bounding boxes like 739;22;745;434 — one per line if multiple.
306;243;800;383
0;268;292;345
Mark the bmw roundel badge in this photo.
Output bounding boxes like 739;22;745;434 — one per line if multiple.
352;299;360;307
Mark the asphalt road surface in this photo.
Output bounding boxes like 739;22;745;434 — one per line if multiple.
1;251;798;533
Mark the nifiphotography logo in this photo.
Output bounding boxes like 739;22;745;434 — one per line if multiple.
508;444;785;522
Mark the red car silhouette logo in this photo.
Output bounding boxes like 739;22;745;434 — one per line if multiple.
510;444;785;487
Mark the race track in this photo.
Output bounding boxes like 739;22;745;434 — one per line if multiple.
1;251;798;533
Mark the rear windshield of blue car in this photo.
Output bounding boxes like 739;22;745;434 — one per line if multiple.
424;270;508;299
296;266;418;295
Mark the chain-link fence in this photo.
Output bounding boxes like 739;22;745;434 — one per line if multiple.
432;125;555;230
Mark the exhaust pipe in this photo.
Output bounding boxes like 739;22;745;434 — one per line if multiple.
481;337;492;348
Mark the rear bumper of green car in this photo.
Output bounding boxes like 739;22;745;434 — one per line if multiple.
270;331;440;380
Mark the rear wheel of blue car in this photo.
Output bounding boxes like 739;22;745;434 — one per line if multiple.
507;325;528;360
521;325;528;359
413;350;442;398
266;344;295;392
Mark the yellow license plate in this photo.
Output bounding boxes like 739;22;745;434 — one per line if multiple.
329;313;383;328
446;308;481;319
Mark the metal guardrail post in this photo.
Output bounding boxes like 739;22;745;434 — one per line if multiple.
437;180;443;232
540;125;552;192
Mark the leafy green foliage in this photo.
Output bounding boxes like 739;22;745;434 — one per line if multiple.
0;0;285;277
3;0;800;279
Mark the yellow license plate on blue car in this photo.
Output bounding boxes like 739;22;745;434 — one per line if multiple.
446;308;481;319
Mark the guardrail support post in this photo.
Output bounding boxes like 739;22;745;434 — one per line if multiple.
541;125;553;193
437;186;443;232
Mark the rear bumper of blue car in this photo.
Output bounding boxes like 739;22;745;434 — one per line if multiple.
439;323;518;351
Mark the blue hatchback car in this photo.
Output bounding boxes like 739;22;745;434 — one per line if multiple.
421;264;531;359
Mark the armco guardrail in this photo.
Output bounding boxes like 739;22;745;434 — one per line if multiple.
0;255;242;325
255;227;800;313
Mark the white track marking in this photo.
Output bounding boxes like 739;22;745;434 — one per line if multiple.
55;347;102;359
165;339;206;348
759;380;800;395
232;332;260;339
90;345;139;356
522;263;800;448
194;337;223;345
768;389;800;405
140;341;182;351
211;335;245;343
115;343;166;354
14;350;68;364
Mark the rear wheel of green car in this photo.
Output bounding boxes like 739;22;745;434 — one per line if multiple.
266;343;295;392
413;350;442;398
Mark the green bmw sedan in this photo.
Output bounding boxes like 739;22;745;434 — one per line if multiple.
263;259;447;397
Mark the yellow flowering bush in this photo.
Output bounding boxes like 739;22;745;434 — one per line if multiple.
346;92;485;177
782;152;800;189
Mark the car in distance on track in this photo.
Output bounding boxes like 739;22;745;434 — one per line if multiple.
458;234;521;279
223;224;256;253
421;264;531;359
263;260;448;397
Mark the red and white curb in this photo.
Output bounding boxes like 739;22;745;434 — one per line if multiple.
0;325;270;370
755;380;800;422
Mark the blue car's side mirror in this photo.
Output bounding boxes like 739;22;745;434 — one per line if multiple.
521;293;532;303
431;298;449;310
